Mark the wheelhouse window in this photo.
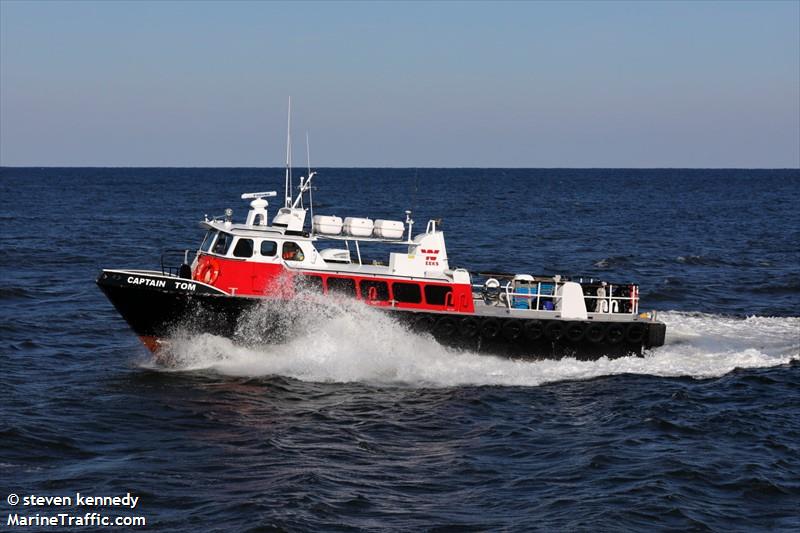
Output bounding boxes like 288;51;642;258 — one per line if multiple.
393;282;421;303
260;240;278;257
361;280;389;301
200;230;217;253
425;285;452;306
327;277;357;297
282;242;305;261
232;238;254;258
212;232;233;255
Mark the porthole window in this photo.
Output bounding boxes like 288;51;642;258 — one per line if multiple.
393;283;421;303
424;285;452;306
295;275;323;292
361;280;389;301
327;277;357;297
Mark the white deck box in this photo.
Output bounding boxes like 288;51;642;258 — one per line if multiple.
373;219;405;239
312;215;343;235
343;217;374;237
320;248;351;263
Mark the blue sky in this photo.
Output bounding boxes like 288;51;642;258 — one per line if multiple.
1;1;798;167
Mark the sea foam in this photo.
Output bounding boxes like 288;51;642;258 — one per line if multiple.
151;297;799;387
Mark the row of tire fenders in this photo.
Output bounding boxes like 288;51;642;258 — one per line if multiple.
409;315;648;345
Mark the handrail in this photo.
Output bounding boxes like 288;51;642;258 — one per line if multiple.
160;248;191;277
472;280;639;315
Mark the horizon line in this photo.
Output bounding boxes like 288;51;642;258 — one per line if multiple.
2;165;799;171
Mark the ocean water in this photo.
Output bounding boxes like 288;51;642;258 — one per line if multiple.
1;167;799;531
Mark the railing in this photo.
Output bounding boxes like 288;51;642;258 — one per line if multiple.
472;280;639;315
203;214;228;223
160;249;192;278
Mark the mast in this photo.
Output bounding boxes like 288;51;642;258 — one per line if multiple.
284;97;292;208
306;131;314;223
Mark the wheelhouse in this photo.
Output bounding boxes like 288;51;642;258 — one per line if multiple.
186;176;647;323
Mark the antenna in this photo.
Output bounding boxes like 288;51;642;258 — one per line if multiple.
412;167;419;214
290;132;316;210
306;131;311;177
241;191;277;200
284;97;292;208
307;131;314;224
291;170;316;209
298;175;305;208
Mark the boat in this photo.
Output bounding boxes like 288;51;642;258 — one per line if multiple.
97;174;666;361
97;107;665;360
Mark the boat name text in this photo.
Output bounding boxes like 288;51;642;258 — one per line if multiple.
126;277;196;291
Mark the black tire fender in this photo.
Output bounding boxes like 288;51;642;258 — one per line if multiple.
565;322;586;343
585;323;606;344
412;314;435;333
480;318;501;340
523;320;544;341
433;317;457;338
545;321;566;341
458;317;479;339
606;323;625;344
501;319;523;341
626;323;647;344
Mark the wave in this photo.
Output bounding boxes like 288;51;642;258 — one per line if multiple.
592;255;633;268
749;281;800;295
673;255;783;268
0;286;35;300
147;300;800;388
675;255;730;266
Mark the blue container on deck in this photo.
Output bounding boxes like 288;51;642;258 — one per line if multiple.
513;282;555;309
538;283;555;311
512;287;534;309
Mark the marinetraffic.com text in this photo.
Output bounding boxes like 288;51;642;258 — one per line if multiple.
6;492;147;528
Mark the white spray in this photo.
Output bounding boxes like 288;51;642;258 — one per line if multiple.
151;300;799;388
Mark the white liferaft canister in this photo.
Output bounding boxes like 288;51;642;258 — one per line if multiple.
312;215;343;235
373;219;405;239
343;217;374;237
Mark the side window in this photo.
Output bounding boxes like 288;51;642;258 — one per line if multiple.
212;232;233;255
200;230;217;252
361;280;389;301
295;275;323;292
260;240;278;257
393;282;421;303
282;242;305;262
327;277;356;297
425;285;452;306
232;238;254;258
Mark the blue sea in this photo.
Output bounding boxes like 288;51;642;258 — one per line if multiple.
1;167;799;531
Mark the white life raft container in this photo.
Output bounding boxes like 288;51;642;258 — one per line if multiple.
373;219;405;239
320;248;351;263
343;217;374;237
312;215;343;235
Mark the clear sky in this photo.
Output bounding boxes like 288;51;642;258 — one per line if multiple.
1;0;798;167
